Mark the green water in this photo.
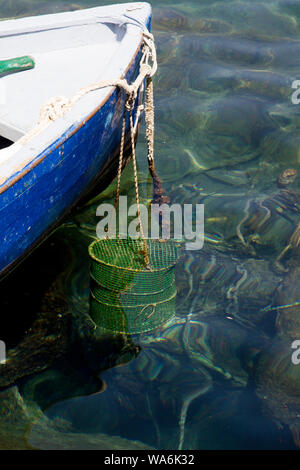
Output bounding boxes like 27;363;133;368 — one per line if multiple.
1;0;300;450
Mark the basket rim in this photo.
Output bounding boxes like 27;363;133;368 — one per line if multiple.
88;238;181;273
88;309;175;335
90;289;177;309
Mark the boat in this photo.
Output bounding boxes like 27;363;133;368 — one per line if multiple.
0;2;154;278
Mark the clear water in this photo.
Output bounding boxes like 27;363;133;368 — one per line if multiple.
1;0;300;450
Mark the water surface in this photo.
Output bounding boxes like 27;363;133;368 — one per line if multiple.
0;0;300;450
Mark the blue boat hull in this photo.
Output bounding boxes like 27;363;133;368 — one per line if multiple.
0;30;149;278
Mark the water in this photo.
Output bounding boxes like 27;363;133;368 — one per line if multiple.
0;0;300;450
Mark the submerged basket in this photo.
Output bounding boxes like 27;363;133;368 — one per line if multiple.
88;238;181;334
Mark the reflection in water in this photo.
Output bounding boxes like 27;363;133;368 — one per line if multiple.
0;0;300;450
254;247;300;446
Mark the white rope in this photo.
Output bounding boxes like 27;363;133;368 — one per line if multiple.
17;31;157;148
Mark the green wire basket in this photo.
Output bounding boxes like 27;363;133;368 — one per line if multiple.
88;238;181;334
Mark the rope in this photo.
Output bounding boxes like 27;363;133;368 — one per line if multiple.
145;75;169;206
6;29;157;267
114;114;126;210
